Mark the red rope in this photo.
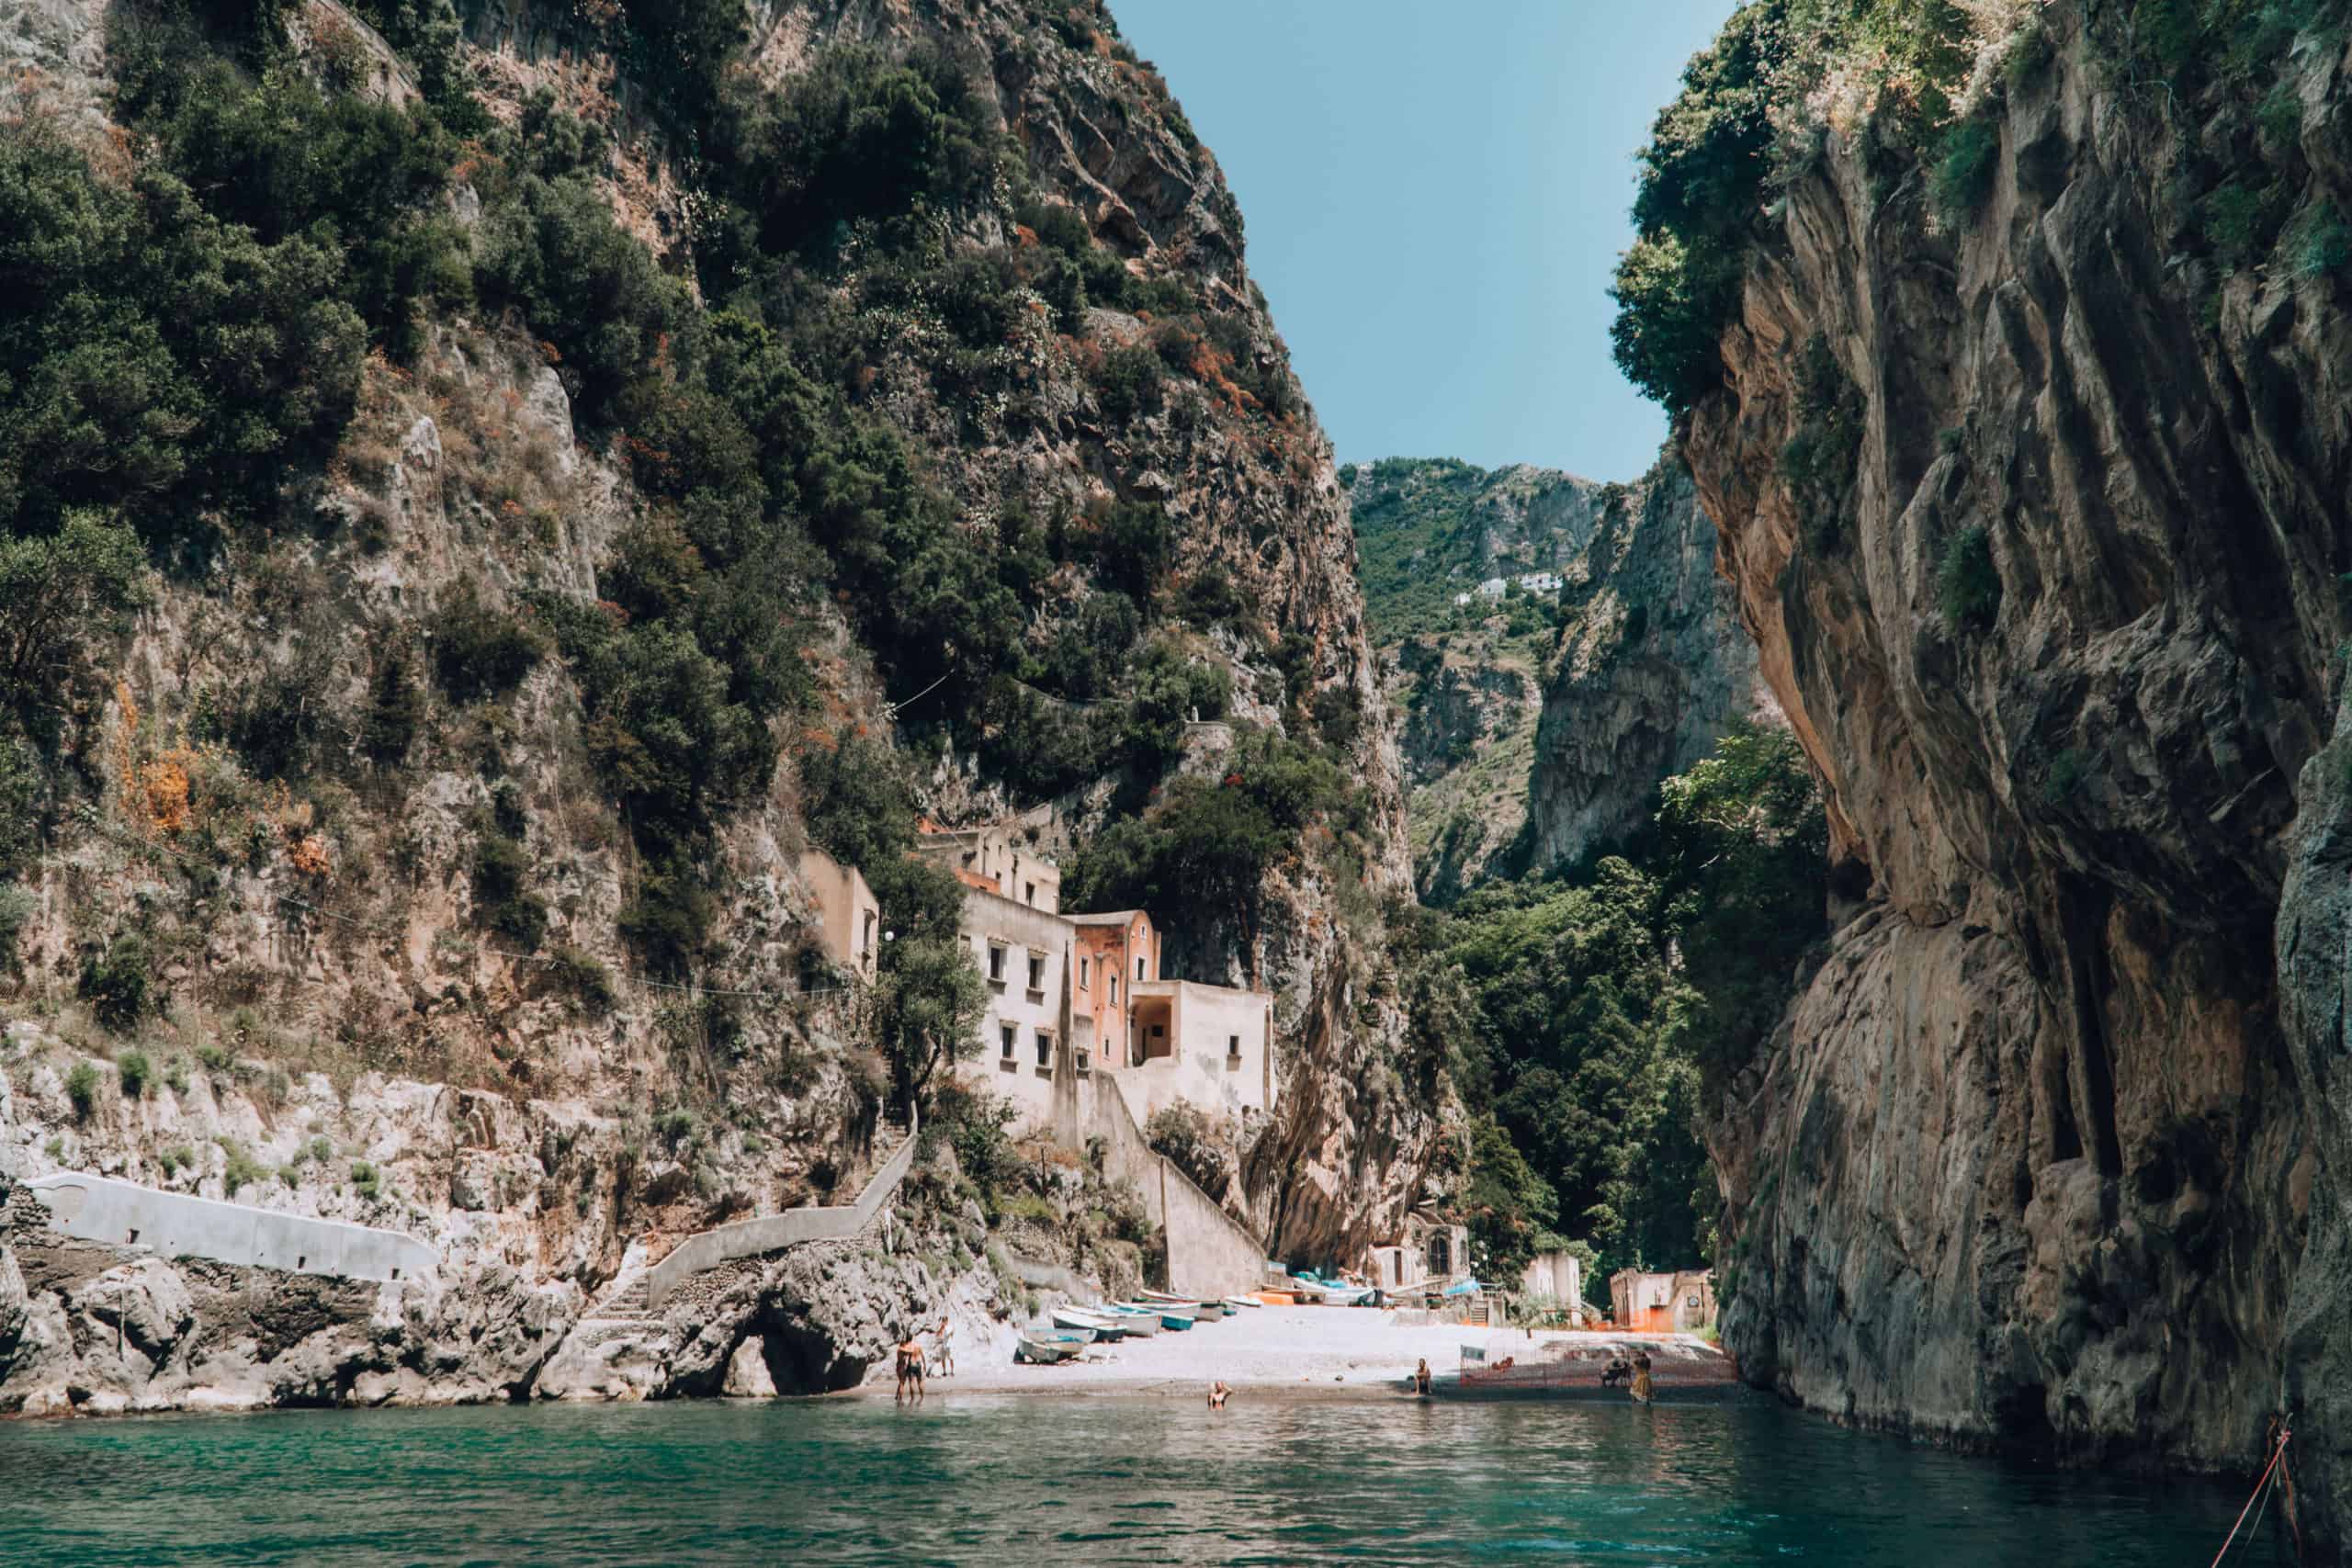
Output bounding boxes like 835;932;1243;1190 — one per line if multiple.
2210;1427;2289;1568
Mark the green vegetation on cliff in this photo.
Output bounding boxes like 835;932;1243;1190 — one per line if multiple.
1346;457;1490;643
0;0;1377;1017
1442;724;1826;1286
1613;0;2351;418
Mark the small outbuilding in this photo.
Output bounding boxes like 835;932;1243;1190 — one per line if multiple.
1519;1247;1587;1317
798;849;880;980
1610;1268;1715;1334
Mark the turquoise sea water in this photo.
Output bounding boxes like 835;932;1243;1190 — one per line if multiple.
0;1392;2289;1565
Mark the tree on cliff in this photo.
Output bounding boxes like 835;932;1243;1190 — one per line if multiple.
1462;1116;1559;1283
0;512;148;738
875;933;989;1112
1653;722;1827;1089
799;726;989;1111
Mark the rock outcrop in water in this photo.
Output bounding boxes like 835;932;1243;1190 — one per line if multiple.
1653;0;2351;1526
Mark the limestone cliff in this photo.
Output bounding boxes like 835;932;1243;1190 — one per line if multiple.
1660;0;2352;1525
1524;458;1770;876
0;0;1431;1407
1350;454;1763;898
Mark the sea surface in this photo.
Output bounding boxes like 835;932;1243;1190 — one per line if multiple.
0;1391;2290;1565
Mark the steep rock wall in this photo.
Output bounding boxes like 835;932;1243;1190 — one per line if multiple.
1691;1;2349;1505
1525;459;1769;873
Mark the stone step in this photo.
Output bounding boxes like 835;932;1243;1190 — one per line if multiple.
580;1240;660;1324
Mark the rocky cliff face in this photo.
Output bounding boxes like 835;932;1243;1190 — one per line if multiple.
1351;455;1763;898
1678;0;2352;1518
0;1017;1012;1410
0;0;1430;1408
1524;458;1768;875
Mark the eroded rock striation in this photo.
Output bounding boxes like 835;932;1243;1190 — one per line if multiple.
1671;0;2352;1525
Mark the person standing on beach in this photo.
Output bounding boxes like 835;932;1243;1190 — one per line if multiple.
1630;1351;1654;1405
1414;1359;1432;1396
930;1316;954;1379
896;1331;926;1402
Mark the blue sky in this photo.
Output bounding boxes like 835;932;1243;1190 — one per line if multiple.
1111;1;1741;483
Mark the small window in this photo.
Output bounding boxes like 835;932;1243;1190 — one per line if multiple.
1136;956;1145;981
297;1256;307;1270
1076;1048;1091;1075
1110;976;1119;1004
1079;957;1090;989
1024;881;1036;906
1227;1033;1241;1059
1001;1024;1016;1059
988;944;1006;982
1150;1024;1165;1039
1026;953;1045;991
1035;1031;1052;1067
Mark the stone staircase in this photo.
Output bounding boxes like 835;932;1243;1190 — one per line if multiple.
583;1117;917;1323
597;1276;655;1322
576;1240;659;1329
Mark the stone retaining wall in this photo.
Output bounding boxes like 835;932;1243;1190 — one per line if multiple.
1086;1077;1266;1298
24;1172;436;1284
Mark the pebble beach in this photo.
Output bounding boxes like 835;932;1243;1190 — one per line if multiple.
863;1303;1737;1399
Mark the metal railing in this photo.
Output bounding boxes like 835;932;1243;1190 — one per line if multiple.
643;1111;917;1307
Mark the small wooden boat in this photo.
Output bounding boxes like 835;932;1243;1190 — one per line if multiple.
1122;1301;1194;1330
1016;1329;1094;1364
1052;1307;1131;1339
1287;1276;1374;1307
1100;1305;1162;1336
1139;1290;1224;1320
1222;1296;1261;1311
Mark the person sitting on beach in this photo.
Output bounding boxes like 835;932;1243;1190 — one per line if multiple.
1414;1359;1432;1396
1207;1380;1232;1409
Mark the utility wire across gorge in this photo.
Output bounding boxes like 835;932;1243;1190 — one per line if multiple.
76;806;852;1006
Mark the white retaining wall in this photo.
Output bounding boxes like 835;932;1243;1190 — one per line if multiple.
1087;1076;1267;1299
24;1172;436;1284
